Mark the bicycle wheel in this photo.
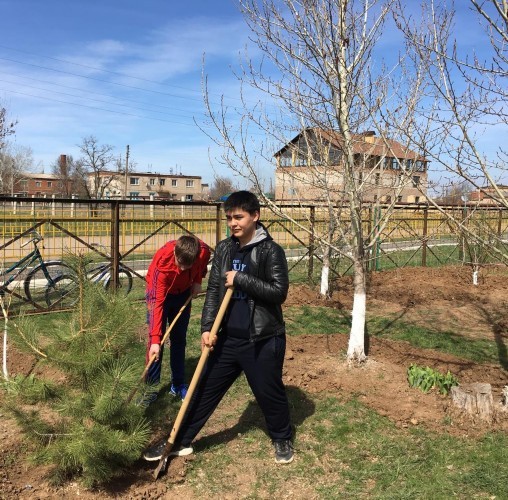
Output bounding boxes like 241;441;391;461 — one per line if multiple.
104;268;133;296
44;273;80;309
24;261;78;309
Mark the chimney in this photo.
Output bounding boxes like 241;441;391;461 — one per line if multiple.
59;154;68;177
362;131;376;144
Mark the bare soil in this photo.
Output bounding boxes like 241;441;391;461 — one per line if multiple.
1;265;507;499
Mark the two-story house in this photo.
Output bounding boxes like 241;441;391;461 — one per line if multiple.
274;128;428;204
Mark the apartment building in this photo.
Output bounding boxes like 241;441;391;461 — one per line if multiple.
89;170;210;201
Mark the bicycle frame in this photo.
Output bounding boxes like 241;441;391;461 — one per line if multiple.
0;244;44;291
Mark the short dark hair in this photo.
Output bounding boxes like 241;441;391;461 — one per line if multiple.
224;191;260;215
174;235;200;266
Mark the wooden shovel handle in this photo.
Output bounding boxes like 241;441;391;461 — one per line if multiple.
153;287;234;479
126;293;193;404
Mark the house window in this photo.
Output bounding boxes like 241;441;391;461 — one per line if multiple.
415;160;425;172
385;196;392;203
130;177;139;185
405;159;413;170
172;179;177;187
279;155;292;167
149;178;155;185
288;188;297;196
129;192;139;199
186;180;194;188
159;178;166;186
375;173;380;185
412;176;420;188
294;156;307;167
47;181;52;187
373;195;378;202
391;158;400;170
397;195;403;203
415;196;420;203
185;194;194;201
35;181;42;187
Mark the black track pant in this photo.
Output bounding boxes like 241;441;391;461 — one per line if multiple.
177;334;292;447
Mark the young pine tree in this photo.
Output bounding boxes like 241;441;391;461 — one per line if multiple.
2;256;150;487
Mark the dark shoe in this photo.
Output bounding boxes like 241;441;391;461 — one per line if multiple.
169;384;188;401
273;440;294;464
142;439;193;461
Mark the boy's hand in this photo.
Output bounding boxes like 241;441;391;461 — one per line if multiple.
225;271;237;288
191;283;202;298
201;331;215;351
149;343;161;361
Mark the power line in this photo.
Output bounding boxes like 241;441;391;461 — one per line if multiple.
0;70;202;114
0;56;206;103
0;77;203;119
0;87;209;127
0;44;218;98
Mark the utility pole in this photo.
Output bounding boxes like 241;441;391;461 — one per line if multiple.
123;145;130;199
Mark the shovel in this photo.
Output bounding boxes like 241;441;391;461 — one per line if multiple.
153;287;234;480
126;293;194;404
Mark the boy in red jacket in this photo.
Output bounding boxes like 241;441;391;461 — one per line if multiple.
144;235;210;402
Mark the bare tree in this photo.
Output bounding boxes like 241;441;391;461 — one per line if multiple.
394;0;508;262
0;104;16;153
0;104;18;195
0;144;34;195
209;175;238;200
202;0;430;362
75;136;117;199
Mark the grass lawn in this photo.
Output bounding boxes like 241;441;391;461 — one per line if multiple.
1;294;506;498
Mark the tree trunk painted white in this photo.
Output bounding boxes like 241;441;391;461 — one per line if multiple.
472;270;478;286
347;291;366;362
320;264;330;296
1;299;9;380
2;322;7;380
347;257;367;363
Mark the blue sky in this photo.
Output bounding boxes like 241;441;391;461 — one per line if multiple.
0;1;504;187
0;0;255;185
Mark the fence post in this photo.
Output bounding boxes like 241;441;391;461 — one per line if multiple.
70;194;76;218
422;207;428;267
51;194;56;216
498;209;503;239
110;201;120;290
150;194;154;219
216;204;222;246
308;205;315;283
31;194;35;216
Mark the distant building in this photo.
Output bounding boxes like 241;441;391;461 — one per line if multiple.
87;170;210;201
468;185;508;206
274;128;428;204
13;173;72;198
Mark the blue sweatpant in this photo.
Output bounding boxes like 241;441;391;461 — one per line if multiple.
145;289;191;387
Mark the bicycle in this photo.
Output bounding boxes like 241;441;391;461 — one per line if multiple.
1;230;79;310
86;243;133;295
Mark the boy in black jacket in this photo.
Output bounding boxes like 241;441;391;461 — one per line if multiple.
143;191;294;464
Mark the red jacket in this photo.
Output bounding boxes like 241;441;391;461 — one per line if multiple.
146;239;211;344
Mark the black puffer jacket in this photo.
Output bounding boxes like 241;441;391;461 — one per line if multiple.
201;225;288;342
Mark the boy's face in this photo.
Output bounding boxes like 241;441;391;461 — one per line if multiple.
226;207;259;245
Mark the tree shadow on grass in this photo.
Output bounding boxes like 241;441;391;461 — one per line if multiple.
193;385;315;451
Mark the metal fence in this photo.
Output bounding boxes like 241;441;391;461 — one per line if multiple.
1;196;507;315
